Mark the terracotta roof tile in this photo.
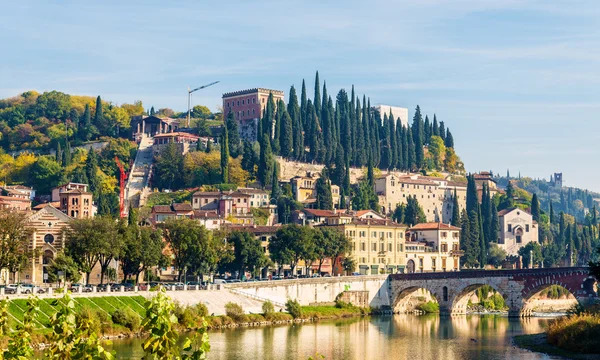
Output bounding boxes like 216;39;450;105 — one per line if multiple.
409;222;461;231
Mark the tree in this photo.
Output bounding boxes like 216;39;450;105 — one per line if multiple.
241;141;258;177
93;95;106;134
96;217;124;284
0;209;35;283
487;244;507;268
85;149;100;197
279;104;293;159
46;252;81;284
153;142;184;190
221;122;230;184
519;242;543;268
269;224;314;275
161;218;213;282
392;203;405;224
404;195;426;226
225;111;241;158
224;231;269;279
531;193;540;222
468;210;481;268
192;105;211;119
313;227;350;274
271;162;281;201
315;175;333;210
121;224;165;283
30;156;62;195
451;188;460;226
258;134;273;187
65;217;106;284
412;105;424;168
428;135;445;170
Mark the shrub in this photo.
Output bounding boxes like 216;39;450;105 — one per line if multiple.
111;308;140;331
417;302;439;313
246;314;265;323
196;302;209;317
220;315;234;326
224;302;244;321
174;303;198;328
262;301;274;316
285;300;303;319
75;306;111;334
491;293;506;310
267;312;293;322
335;300;356;310
547;314;600;353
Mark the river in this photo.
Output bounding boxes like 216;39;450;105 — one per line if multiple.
104;314;563;359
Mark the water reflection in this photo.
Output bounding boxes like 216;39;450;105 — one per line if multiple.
102;315;559;360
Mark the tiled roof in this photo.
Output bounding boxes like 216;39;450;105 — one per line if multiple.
193;210;220;218
193;191;221;196
33;202;60;210
152;205;173;213
0;196;30;203
409;222;461;231
237;187;268;194
497;207;531;217
303;209;350;218
172;203;193;212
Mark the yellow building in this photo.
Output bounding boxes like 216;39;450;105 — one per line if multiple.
324;218;407;275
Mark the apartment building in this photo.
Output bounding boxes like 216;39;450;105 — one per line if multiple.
405;222;462;273
291;172;340;209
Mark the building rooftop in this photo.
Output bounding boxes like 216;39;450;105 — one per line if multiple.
193;210;221;218
226;224;282;235
222;88;285;98
497;207;531;217
171;203;193;212
409;222;461;231
154;132;200;139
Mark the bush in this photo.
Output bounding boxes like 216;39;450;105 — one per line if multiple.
224;302;244;321
417;302;439;313
491;293;506;310
262;301;274;316
246;314;265;323
75;306;105;334
547;314;600;353
196;302;209;317
286;300;303;319
173;303;198;328
111;308;140;331
266;312;293;322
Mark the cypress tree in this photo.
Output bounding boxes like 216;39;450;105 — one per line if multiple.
321;82;333;164
424;115;431;144
225;111;241;158
349;86;357;165
406;124;416;170
56;142;63;164
490;203;499;242
331;147;345;187
262;93;275;141
460;209;472;266
64;141;71;167
478;206;487;268
258;134;273;187
315;175;333;210
150;106;155;116
389;111;397;169
439;121;446;142
205;138;212;153
395;121;403;170
221;122;230;183
362;95;371;163
271;162;281;201
85;149;100;198
432;114;439;137
287;86;303;161
279;104;293;159
380;113;391;169
355;97;365;166
273;100;283;154
300;79;307;138
466;174;478;215
94;95;104;132
451;188;460;226
531;193;540;222
445;128;454;148
80;103;92;141
343;154;351;202
241;141;256;176
337;89;351;160
468;210;481;268
314;71;321;116
549;201;554;224
307;100;323;162
412;105;424;169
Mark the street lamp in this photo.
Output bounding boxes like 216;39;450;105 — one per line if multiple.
187;81;220;128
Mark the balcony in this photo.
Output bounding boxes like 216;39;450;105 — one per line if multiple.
450;249;464;257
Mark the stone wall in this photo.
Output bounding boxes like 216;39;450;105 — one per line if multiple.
338;290;369;308
276;157;365;184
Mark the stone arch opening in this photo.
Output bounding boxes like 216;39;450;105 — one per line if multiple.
442;286;448;302
521;280;592;316
406;260;416;274
451;283;506;315
392;286;439;314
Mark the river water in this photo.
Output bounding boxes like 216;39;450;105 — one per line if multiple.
105;314;563;360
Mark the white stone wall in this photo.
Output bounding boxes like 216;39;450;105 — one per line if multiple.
498;209;539;255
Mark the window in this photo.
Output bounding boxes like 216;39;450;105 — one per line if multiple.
372;232;377;238
441;232;447;238
227;102;230;107
441;244;448;252
361;243;366;251
419;258;423;267
237;100;240;106
508;224;512;232
380;243;384;252
44;234;55;244
397;243;403;252
442;286;448;301
242;99;245;105
442;258;447;270
516;235;522;243
526;224;529;232
253;98;256;104
388;243;392;252
372;243;377;251
432;258;436;268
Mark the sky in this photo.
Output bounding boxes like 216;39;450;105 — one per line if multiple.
1;1;600;191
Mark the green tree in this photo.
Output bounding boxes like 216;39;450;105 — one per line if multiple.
487;244;507;268
85;149;100;197
519;242;543;268
221;122;230;184
46;252;81;284
271;162;281;202
428;135;445;170
392;203;405;224
315;175;333;210
531;193;540;222
224;230;269;279
225;111;241;158
0;209;35;283
313;227;351;274
241;140;258;177
404;195;426;226
258;134;273;187
30;156;62;195
154;142;184;190
269;224;314;275
451;188;460;226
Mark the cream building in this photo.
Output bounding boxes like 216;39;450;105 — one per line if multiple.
291;172;340;208
405;222;462;273
324;218;407;275
497;208;539;255
375;172;498;223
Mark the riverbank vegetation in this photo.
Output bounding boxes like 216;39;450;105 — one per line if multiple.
417;301;440;313
466;285;507;312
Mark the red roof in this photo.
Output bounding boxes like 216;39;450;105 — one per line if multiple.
172;203;193;212
409;222;461;231
303;209;350;218
226;224;282;235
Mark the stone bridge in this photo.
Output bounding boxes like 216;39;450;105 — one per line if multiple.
389;267;597;317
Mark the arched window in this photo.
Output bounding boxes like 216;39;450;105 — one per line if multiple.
443;286;448;302
43;250;54;265
407;260;415;274
44;234;55;244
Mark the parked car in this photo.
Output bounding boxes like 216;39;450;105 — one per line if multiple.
3;285;17;294
96;284;109;292
213;279;227;285
172;282;185;290
122;283;135;292
20;284;35;293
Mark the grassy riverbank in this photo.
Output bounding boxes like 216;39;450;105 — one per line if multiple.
514;333;599;360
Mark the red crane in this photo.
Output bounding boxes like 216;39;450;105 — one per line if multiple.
114;157;127;218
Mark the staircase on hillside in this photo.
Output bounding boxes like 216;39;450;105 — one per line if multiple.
124;135;154;210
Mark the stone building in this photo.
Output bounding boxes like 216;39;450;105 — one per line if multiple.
191;190;253;225
222;88;285;141
51;182;88;202
372;104;409;127
0;196;31;211
19;205;71;285
497;208;539;255
290;172;340;209
405;222;462;273
131;115;181;138
375;172;498;223
152;132;200;156
1;185;35;200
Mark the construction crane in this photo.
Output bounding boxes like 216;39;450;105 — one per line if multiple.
114;157;127;218
187;81;220;127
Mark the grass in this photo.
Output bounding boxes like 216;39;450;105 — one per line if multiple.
146;190;193;207
546;314;600;354
514;333;599;360
301;304;368;319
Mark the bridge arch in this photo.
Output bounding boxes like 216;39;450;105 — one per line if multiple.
520;276;597;316
449;282;507;315
392;285;440;314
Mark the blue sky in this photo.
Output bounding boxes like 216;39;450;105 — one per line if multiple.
2;1;600;191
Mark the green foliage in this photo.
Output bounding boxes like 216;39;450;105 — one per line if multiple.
4;296;38;359
111;308;140;331
251;207;270;226
46;252;81;284
221;230;269;279
403;195;427;225
285;300;303;319
262;301;275;316
145;190;193;207
141;291;180;359
224;302;244;321
417;301;440;313
547;314;600;354
153;142;184;190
